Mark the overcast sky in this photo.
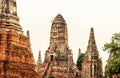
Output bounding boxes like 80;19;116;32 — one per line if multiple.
16;0;120;72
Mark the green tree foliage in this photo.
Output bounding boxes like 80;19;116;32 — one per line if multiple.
77;53;85;70
103;33;120;76
49;75;55;78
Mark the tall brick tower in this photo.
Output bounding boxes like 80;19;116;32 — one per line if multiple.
50;14;68;52
0;0;22;32
38;14;79;78
0;0;38;78
81;28;103;78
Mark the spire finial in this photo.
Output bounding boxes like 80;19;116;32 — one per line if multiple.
27;30;30;37
37;51;42;71
78;48;81;59
38;51;41;60
79;48;81;55
91;27;94;32
27;30;31;49
86;27;98;52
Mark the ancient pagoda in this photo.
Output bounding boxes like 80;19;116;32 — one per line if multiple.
0;0;38;77
38;14;80;78
81;28;103;78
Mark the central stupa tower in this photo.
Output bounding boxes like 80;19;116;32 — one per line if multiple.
38;14;79;78
50;14;68;52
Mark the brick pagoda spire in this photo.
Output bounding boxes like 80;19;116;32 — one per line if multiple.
81;28;103;78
